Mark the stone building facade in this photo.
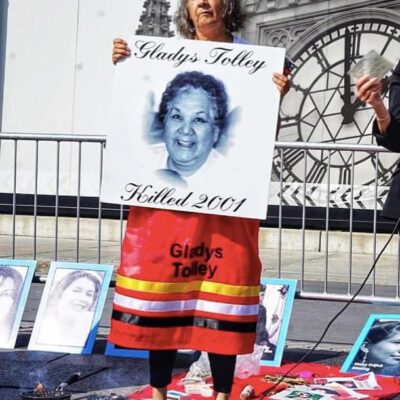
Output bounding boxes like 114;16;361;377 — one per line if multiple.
242;0;400;50
241;1;400;193
136;0;174;37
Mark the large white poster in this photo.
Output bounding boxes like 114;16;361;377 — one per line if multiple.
101;35;285;218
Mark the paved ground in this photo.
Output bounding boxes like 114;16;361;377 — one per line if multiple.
1;232;400;399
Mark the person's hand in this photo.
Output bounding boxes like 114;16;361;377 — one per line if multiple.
112;38;131;65
356;75;383;108
356;75;391;132
273;73;290;97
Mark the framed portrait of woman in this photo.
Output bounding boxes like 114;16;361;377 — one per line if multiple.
256;278;297;367
28;262;113;354
341;314;400;377
0;259;36;349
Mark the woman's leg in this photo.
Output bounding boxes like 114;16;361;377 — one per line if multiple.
208;352;237;400
149;349;177;400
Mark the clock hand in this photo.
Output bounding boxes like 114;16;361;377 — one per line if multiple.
341;97;365;125
341;29;360;125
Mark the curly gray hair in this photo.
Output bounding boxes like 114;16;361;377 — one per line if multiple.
174;0;246;39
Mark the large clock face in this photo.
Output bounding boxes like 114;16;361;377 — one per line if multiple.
276;11;400;185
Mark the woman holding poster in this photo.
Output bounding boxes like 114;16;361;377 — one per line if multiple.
109;1;290;399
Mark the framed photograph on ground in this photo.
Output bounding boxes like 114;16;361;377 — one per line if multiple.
256;278;297;367
101;35;285;219
105;342;148;358
28;262;113;354
341;314;400;376
0;259;36;349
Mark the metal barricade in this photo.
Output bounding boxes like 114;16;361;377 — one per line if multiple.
0;133;113;264
273;142;399;305
0;133;399;303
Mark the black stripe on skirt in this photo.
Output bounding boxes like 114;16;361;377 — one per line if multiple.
112;310;256;333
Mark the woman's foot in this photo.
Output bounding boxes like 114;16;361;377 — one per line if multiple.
215;392;230;400
152;386;167;400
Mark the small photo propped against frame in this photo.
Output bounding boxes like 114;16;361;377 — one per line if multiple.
0;259;36;349
28;262;113;354
341;314;400;377
256;278;297;367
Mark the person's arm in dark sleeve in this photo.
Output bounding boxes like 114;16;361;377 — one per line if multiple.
372;62;400;153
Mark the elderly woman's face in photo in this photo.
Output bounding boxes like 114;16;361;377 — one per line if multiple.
164;86;219;173
58;277;96;312
0;276;15;321
186;0;225;29
369;331;400;366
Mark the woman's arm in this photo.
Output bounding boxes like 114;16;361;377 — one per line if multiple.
383;62;400;152
356;75;391;132
272;73;290;97
273;73;291;137
356;62;400;152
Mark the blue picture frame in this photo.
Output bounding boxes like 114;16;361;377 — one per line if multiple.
28;261;113;354
0;259;36;349
257;278;297;367
341;314;400;376
105;343;197;359
105;342;149;358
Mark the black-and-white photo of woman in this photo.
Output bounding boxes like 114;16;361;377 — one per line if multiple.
351;320;400;375
151;70;230;186
256;284;289;361
36;269;103;347
0;266;24;346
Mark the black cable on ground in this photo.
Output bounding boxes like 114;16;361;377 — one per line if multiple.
258;217;400;399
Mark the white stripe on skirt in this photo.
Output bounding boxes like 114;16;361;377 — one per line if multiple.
113;292;259;316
